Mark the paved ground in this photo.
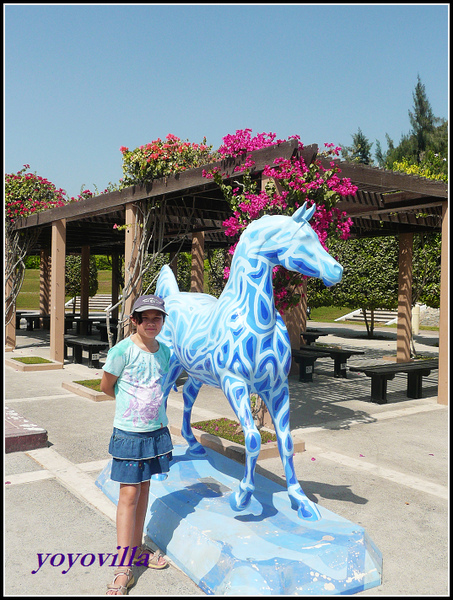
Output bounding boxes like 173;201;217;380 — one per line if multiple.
4;321;448;596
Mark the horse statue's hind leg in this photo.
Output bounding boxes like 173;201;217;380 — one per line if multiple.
260;384;321;521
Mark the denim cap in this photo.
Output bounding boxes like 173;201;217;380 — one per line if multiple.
131;295;168;316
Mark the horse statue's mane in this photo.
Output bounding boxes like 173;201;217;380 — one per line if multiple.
156;202;343;520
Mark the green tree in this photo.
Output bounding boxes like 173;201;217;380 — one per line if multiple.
206;247;229;297
341;128;374;164
141;252;191;294
307;236;400;337
308;231;441;336
376;76;447;170
65;255;98;313
408;74;437;159
412;233;441;308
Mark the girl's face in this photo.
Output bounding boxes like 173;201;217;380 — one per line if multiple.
132;309;164;340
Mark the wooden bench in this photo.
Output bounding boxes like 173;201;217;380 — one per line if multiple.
293;346;364;379
291;349;321;382
300;330;328;345
349;359;439;404
64;335;109;368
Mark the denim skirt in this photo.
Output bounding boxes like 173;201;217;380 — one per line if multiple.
108;426;173;484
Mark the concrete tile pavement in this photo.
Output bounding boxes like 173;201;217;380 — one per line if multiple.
4;322;448;595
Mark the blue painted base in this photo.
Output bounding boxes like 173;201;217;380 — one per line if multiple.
96;444;382;595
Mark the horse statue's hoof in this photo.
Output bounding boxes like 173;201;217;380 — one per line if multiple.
296;500;322;521
151;473;168;481
229;491;251;512
187;442;207;456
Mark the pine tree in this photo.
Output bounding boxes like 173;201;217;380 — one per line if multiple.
408;74;438;161
341;128;373;164
376;76;446;167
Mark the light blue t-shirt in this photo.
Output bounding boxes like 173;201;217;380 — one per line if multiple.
103;336;171;432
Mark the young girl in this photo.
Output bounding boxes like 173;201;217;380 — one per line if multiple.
101;295;172;595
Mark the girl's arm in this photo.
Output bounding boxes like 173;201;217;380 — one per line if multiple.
100;371;118;398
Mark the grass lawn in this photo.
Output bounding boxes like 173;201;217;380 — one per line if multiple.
74;379;103;392
11;356;53;364
191;417;277;446
16;270;112;310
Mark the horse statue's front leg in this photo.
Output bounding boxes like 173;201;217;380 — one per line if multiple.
260;385;322;521
221;375;261;511
181;377;207;456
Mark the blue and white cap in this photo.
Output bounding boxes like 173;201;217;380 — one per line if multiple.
131;295;168;316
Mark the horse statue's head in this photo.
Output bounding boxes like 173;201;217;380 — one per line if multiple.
242;202;343;287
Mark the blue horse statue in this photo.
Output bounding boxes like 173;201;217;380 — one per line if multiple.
156;202;343;521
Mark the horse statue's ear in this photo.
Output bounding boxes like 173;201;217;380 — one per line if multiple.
292;202;316;223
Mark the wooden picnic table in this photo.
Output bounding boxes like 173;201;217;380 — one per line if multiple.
17;312;78;333
292;345;364;380
96;322;118;342
74;316;108;336
64;335;109;368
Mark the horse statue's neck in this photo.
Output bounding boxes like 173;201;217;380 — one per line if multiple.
220;229;278;326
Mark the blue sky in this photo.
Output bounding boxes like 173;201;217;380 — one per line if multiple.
4;4;449;199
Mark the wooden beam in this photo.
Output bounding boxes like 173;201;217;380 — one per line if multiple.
13;140;300;229
336;194;445;217
319;158;448;197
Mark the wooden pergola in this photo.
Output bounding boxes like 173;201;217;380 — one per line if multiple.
5;140;448;403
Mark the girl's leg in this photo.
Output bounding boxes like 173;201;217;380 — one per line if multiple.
116;483;142;559
132;480;150;549
107;483;141;595
131;480;167;568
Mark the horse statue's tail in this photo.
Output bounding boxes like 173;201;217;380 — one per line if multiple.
155;264;180;300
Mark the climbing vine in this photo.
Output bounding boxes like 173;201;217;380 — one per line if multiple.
4;165;70;326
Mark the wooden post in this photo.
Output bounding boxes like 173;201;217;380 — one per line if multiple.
39;249;51;328
299;279;308;338
111;252;120;321
190;232;204;293
437;201;448;405
169;251;178;279
50;219;66;363
80;245;90;335
396;233;413;363
5;277;16;350
123;203;142;335
283;302;304;377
